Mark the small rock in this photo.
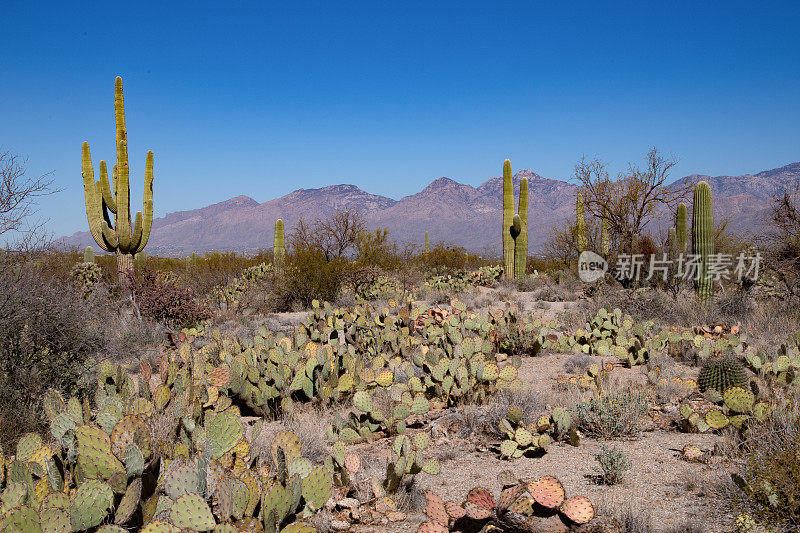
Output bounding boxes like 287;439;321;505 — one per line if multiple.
337;497;360;509
331;519;350;532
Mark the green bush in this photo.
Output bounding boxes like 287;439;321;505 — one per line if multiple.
730;394;800;528
594;444;632;485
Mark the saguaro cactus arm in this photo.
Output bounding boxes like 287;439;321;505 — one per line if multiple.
82;143;117;252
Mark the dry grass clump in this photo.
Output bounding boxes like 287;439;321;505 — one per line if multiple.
572;389;649;439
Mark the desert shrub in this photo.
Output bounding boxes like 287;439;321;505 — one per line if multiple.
730;393;800;528
594;444;632;485
282;249;351;308
572;389;649;439
419;242;487;275
130;267;210;328
0;261;105;448
563;353;595;374
162;250;273;296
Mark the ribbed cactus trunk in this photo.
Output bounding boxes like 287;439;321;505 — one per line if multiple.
514;178;529;280
600;208;610;257
81;77;154;289
502;159;515;280
274;219;286;271
692;182;714;303
576;192;587;254
84;246;95;264
676;202;688;253
424;231;429;254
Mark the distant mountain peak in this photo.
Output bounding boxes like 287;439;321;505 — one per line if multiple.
58;162;800;255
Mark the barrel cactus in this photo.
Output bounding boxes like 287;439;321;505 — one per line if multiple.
698;355;747;393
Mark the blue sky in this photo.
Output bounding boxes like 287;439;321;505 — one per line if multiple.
2;1;799;239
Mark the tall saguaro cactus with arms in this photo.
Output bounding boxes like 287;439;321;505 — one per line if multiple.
82;77;154;286
501;159;529;280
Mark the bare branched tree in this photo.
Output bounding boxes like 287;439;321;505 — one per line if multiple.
760;185;800;298
0;150;56;240
576;147;689;252
317;208;366;260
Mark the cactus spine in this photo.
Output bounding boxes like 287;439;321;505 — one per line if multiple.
514;178;528;280
576;192;587;253
692;182;714;303
81;77;153;286
273;219;286;270
502;159;515;279
676;202;688;253
424;231;430;254
84;246;95;264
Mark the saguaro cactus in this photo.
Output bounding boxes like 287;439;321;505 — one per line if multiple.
424;231;430;254
84;246;95;264
273;219;286;270
692;182;714;303
576;192;587;253
514;178;529;280
81;77;153;286
502;159;515;279
600;208;610;257
676;202;688;253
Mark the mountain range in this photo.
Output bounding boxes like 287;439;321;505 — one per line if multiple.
59;162;800;256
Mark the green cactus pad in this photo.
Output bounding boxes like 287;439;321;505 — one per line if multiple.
165;463;199;500
70;480;114;530
723;386;754;413
114;478;142;525
170;493;216;531
206;412;243;460
140;521;181;533
1;506;41;533
705;409;730;430
301;465;332;511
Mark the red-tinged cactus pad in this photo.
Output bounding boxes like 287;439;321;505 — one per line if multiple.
466;487;496;510
208;365;231;387
559;495;595;524
463;501;493;520
423;491;448;525
417;521;449;533
343;452;360;474
445;501;466;519
528;476;565;509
